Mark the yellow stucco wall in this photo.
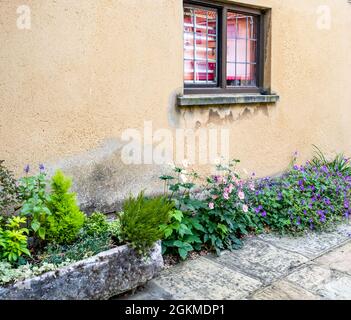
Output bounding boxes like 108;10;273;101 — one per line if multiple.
1;0;351;211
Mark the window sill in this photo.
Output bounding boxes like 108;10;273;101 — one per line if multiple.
177;93;280;107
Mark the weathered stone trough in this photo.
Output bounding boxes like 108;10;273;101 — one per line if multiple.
0;241;163;300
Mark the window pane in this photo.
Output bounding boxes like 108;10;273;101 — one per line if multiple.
184;60;194;83
184;6;218;85
184;7;194;32
184;32;194;60
195;61;216;83
227;11;258;87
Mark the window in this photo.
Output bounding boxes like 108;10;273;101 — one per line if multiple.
183;1;265;94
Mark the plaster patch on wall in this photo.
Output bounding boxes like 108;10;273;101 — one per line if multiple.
179;104;270;128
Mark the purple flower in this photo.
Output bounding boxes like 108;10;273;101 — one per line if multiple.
296;217;301;226
261;211;267;217
317;210;325;218
39;163;45;171
303;210;307;215
24;164;30;174
293;165;299;170
310;223;315;230
320;215;326;223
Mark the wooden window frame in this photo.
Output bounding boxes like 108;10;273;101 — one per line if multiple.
184;0;265;95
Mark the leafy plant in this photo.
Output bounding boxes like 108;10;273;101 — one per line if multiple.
46;170;85;244
161;160;255;257
18;166;51;240
311;145;351;175
248;151;351;233
108;216;123;243
0;216;30;263
0;160;19;214
120;192;173;254
41;233;112;265
160;209;205;260
83;212;109;236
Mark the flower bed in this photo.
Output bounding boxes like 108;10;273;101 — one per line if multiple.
0;165;170;299
0;241;163;300
159;148;351;260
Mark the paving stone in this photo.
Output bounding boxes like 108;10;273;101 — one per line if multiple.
205;238;308;284
152;257;262;300
258;229;350;258
286;263;351;300
315;242;351;276
118;282;174;300
251;280;320;300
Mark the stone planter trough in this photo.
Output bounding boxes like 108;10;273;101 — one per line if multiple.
0;241;163;300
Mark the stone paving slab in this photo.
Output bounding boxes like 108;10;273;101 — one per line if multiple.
151;257;262;300
250;280;320;300
118;223;351;300
315;242;351;276
205;238;308;284
286;260;351;300
258;225;351;259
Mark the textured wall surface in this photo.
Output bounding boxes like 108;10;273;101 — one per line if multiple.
1;0;351;212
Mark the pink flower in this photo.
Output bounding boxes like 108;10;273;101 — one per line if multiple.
238;191;245;200
249;182;255;191
209;202;214;210
242;204;249;213
223;192;230;200
212;195;219;200
222;177;227;184
228;183;234;193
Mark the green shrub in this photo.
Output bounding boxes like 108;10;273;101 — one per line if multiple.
83;212;109;236
0;216;30;263
120;192;173;254
46;170;85;244
160;209;205;260
108;216;123;243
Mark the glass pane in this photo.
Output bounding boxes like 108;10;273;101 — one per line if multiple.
183;6;218;85
195;61;216;83
184;7;194;32
227;11;258;87
208;35;216;61
184;60;194;82
208;10;217;35
184;33;194;60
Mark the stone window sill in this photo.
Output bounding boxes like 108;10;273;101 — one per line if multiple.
177;93;280;107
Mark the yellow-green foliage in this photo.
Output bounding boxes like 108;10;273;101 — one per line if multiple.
46;170;85;244
120;192;173;254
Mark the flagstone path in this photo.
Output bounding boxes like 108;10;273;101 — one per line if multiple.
118;223;351;300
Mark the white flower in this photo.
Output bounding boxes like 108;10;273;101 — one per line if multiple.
214;158;221;166
242;204;249;213
167;162;176;170
180;174;188;183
